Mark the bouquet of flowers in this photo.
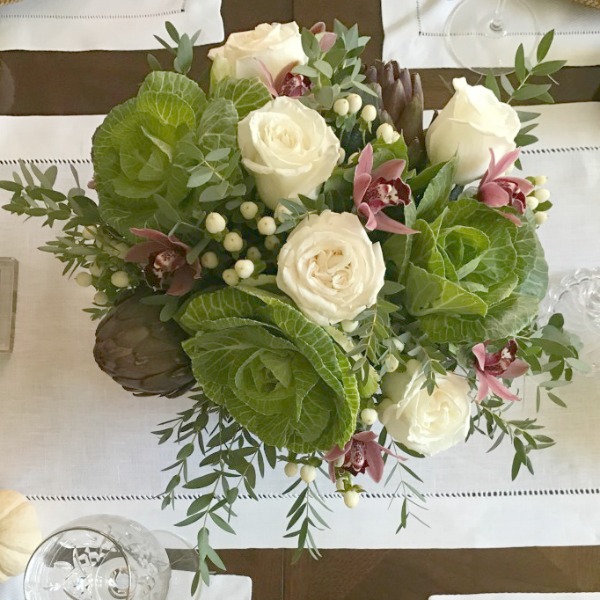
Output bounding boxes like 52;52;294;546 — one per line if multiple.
1;20;582;588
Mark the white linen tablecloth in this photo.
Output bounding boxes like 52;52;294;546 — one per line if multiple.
383;0;600;68
0;573;252;600
0;0;224;51
0;103;599;550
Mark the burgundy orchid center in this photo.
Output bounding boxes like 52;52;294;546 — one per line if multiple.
484;340;520;376
347;440;368;475
278;72;312;98
364;177;411;212
145;248;186;287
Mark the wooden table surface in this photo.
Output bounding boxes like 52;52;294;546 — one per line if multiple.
2;1;599;598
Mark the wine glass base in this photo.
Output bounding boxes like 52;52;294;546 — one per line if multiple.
153;530;202;600
445;0;540;75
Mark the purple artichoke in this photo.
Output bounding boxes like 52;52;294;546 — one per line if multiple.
93;292;195;397
365;61;425;167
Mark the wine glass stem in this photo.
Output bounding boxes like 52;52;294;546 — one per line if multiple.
490;0;507;33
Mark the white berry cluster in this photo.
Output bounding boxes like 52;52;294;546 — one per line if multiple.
203;200;282;287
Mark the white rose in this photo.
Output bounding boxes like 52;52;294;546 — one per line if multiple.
208;22;306;84
238;97;340;209
276;210;385;326
425;77;520;185
379;360;471;457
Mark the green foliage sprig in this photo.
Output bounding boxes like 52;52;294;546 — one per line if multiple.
483;30;566;148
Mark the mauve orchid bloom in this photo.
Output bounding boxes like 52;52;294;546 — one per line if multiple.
126;228;201;297
473;340;529;403
324;431;402;484
309;21;337;53
256;59;313;98
353;144;417;235
256;24;335;98
477;149;535;226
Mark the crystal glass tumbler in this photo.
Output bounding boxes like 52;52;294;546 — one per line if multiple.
23;515;172;600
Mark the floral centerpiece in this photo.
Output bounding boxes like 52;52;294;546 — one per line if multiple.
1;20;581;589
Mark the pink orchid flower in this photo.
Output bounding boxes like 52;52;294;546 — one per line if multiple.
324;431;403;484
473;340;529;403
256;59;313;98
353;144;418;235
126;228;201;297
309;21;337;53
478;149;535;226
256;24;335;98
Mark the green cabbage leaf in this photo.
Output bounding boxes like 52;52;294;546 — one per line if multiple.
393;198;548;343
179;286;360;453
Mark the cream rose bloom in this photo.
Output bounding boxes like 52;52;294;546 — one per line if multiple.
425;77;520;185
276;211;385;326
238;97;340;209
379;360;471;457
208;22;306;84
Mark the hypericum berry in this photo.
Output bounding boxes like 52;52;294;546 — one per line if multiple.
336;478;345;491
111;271;130;288
535;175;548;186
264;235;280;251
284;462;298;478
257;216;277;236
344;490;360;508
360;408;378;426
222;268;240;286
360;104;377;123
341;320;359;334
384;354;399;372
205;212;227;234
75;272;92;287
200;251;219;269
333;98;350;116
534;211;548;225
346;93;362;114
376;123;395;144
300;465;317;484
240;201;259;220
113;242;130;259
93;291;108;306
223;232;243;253
234;259;254;279
89;262;103;277
246;246;262;262
525;196;539;210
534;188;550;202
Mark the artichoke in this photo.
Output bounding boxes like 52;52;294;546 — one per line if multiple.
365;61;425;167
93;293;195;397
